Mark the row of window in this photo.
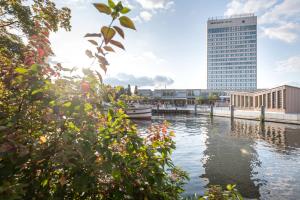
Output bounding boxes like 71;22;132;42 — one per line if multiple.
208;79;256;83
208;71;256;75
208;31;257;38
208;66;256;70
208;74;256;78
208;44;256;50
208;53;256;58
208;61;256;66
208;35;256;42
208;48;256;54
208;25;256;33
208;57;256;62
208;83;257;87
208;40;256;46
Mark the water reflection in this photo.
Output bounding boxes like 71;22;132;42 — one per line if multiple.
202;118;260;199
135;115;300;199
231;119;300;152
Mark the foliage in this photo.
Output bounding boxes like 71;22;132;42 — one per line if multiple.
208;93;219;104
0;0;189;199
134;85;138;95
185;184;243;200
84;0;135;81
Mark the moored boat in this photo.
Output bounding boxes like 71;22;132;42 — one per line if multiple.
125;104;152;120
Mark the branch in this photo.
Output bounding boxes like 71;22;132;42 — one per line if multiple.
0;20;18;28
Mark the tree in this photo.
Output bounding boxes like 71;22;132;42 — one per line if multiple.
134;85;138;95
208;93;220;105
0;0;188;199
127;84;132;96
196;96;206;105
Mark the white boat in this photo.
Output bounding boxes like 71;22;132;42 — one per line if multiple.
125;105;152;120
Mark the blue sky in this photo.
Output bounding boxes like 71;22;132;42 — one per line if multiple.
51;0;300;89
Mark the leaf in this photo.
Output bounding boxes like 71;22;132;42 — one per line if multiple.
97;47;105;55
31;88;43;95
119;16;136;30
85;50;94;58
15;67;28;74
88;40;98;46
100;64;107;73
96;71;103;83
84;103;93;112
95;54;109;65
39;136;47;144
108;0;115;8
120;7;130;14
63;102;72;107
84;33;101;37
113;26;124;38
41;179;48;187
110;40;125;50
93;3;111;15
101;26;116;44
103;46;115;52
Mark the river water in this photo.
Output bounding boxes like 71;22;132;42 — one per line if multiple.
135;114;300;200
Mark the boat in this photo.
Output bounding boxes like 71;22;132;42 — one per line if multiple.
125;104;152;120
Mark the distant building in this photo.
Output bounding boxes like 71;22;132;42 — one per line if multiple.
207;14;257;91
230;85;300;113
138;89;228;106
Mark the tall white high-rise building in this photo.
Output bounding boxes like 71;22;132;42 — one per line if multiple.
207;14;257;91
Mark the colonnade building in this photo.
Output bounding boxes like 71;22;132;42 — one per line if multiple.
230;85;300;113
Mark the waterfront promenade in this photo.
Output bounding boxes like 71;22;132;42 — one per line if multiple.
152;105;300;125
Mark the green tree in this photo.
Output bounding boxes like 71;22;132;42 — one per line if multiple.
134;85;138;95
0;0;189;199
127;84;132;96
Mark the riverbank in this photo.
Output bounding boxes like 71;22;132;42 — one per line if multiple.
151;105;300;125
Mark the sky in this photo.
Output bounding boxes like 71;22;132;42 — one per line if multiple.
51;0;300;89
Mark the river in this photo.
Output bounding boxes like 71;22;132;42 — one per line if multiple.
135;114;300;200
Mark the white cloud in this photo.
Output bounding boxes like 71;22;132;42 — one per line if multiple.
136;0;174;10
140;11;152;21
259;0;300;24
224;0;300;43
262;23;300;43
104;73;174;87
224;0;277;16
276;55;300;72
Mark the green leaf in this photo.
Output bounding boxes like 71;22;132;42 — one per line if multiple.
110;40;125;50
120;7;130;14
84;103;93;112
63;102;72;107
113;26;125;38
101;26;116;44
119;16;136;30
15;67;28;74
108;0;115;8
93;3;111;15
112;169;121;180
49;100;56;106
30;64;39;72
41;179;48;187
31;88;43;95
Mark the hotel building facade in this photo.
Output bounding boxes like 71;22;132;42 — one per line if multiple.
207;14;257;91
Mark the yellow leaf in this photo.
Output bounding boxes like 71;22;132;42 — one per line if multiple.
113;26;125;38
39;136;47;144
93;3;111;15
101;26;116;44
119;16;136;30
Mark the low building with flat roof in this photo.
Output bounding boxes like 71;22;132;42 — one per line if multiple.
230;85;300;113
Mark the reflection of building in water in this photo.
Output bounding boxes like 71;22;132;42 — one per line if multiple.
202;120;260;199
231;119;300;150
